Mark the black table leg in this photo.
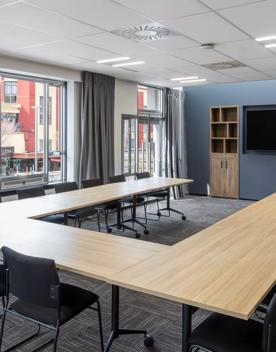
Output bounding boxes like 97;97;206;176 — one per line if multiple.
64;212;68;226
182;304;191;352
104;285;154;352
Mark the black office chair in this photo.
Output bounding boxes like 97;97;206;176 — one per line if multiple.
81;178;121;233
135;172;169;219
17;187;64;224
109;175;149;235
135;172;186;221
0;246;104;352
188;293;276;352
17;186;45;199
54;182;100;229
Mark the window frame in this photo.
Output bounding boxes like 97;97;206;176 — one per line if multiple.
0;71;67;188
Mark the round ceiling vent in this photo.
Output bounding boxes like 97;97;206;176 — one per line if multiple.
121;24;170;41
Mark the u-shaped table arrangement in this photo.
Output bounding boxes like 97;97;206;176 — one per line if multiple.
0;177;275;352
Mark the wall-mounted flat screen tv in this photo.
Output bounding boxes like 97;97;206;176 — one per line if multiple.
244;106;276;153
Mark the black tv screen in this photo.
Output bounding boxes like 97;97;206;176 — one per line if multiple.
245;107;276;152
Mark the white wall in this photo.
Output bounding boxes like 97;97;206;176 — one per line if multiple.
0;54;81;82
114;79;137;174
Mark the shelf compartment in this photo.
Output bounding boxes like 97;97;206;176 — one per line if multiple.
228;123;238;138
211;108;220;122
225;139;238;153
211;123;227;138
221;107;238;122
211;139;224;153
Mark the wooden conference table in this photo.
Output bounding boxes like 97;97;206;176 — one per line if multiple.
1;177;275;352
0;177;192;351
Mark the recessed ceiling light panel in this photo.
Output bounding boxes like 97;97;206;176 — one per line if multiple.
112;61;145;67
171;76;199;81
97;57;130;64
112;22;180;42
256;35;276;42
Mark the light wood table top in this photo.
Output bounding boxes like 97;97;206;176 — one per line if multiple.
0;177;192;282
0;177;193;219
110;193;276;320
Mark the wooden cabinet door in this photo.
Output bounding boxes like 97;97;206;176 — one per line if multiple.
210;157;226;197
224;156;239;199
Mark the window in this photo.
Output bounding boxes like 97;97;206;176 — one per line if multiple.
122;86;165;176
138;85;163;115
39;96;52;125
0;74;66;185
4;81;18;103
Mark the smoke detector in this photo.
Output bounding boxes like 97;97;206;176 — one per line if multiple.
203;61;246;71
112;23;180;42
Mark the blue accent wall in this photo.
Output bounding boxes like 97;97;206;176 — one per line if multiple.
185;80;276;200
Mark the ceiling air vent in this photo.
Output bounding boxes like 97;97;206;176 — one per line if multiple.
203;61;246;71
112;23;180;42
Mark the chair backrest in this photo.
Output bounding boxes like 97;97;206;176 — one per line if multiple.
54;182;78;194
82;179;103;189
262;293;276;351
135;172;151;180
2;246;60;308
0;190;18;203
17;186;45;200
109;175;126;184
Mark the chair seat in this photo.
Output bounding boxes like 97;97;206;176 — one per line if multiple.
10;283;99;326
189;313;264;352
99;200;120;211
122;196;145;204
68;206;98;219
146;190;168;198
40;214;65;224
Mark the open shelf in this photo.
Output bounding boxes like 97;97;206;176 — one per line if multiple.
228;123;238;138
225;139;238;153
221;107;238;122
211;108;220;122
211;123;227;138
211;139;224;153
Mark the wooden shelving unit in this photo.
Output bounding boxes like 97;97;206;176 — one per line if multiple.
210;106;239;199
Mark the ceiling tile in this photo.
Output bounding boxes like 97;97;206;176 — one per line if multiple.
216;39;274;60
174;47;230;65
219;0;276;38
144;36;198;51
201;0;265;10
27;0;150;31
113;0;209;20
163;12;248;43
78;32;156;58
0;2;101;38
240;57;276;71
13;40;119;62
218;66;271;80
0;22;59;50
141;53;189;68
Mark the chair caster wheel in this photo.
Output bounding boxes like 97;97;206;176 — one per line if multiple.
107;228;112;233
135;233;141;239
182;215;186;221
157;211;161;217
144;335;154;347
144;229;149;235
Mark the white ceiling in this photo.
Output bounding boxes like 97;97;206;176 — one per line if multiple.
0;0;275;87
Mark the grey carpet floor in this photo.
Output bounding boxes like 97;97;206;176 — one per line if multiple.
2;196;253;352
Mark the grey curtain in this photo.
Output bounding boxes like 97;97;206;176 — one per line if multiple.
164;88;188;199
80;71;115;183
